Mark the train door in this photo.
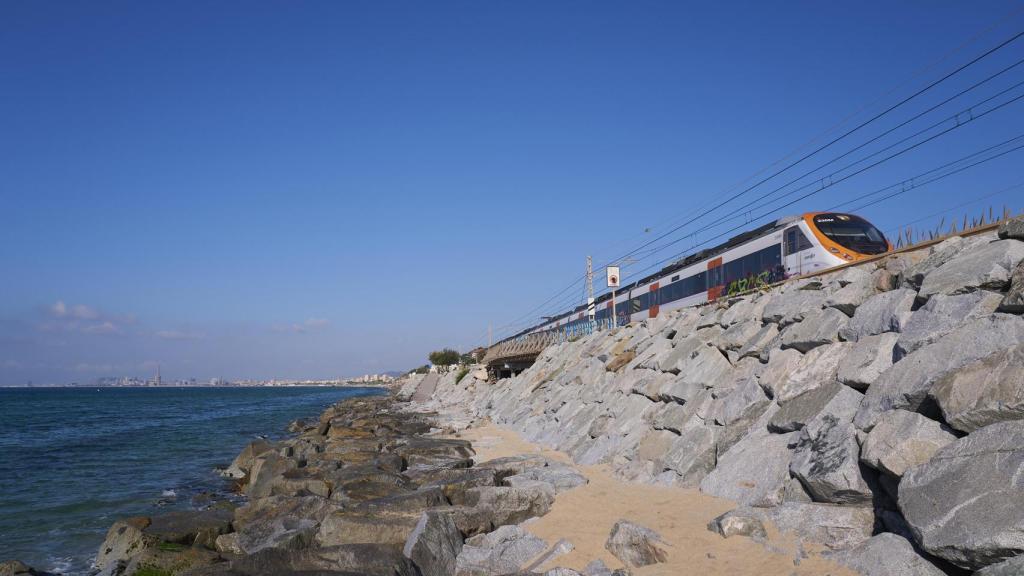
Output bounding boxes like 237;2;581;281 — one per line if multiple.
707;257;724;302
648;283;659;318
783;226;811;276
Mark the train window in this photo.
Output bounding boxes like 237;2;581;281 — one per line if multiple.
784;226;814;254
671;275;679;282
812;214;889;255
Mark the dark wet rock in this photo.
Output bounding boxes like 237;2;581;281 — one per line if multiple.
604;520;669;567
146;508;234;550
0;560;51;576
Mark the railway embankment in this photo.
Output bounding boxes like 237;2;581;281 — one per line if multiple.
416;216;1024;575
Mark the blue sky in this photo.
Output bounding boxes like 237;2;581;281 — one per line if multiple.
2;1;1023;384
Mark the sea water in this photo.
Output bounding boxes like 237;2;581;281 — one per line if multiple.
0;386;386;574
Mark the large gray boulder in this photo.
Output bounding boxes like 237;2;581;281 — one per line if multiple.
403;511;464;576
930;344;1024;433
837;332;898;391
769;380;843;433
767;502;875;550
918;239;1024;299
838;288;916;342
464;482;555;528
779;307;849;352
763;342;851;403
998;215;1024;240
454;525;547;576
854;314;1024;431
699;429;796;507
789;388;872;504
860;409;956;478
901;235;984;288
825;275;878;316
1000;262;1024;313
707;375;770;427
899;420;1024;570
706;507;767;540
895;290;1003;358
975;555;1024;576
736;323;779;360
827;533;946;576
637;426;717;487
762;287;827;326
716;320;762;352
604;520;669;568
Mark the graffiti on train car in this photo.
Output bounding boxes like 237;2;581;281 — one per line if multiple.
725;266;786;297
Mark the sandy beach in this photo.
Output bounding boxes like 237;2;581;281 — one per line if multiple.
454;423;856;576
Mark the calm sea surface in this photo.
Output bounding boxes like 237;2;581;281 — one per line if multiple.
0;386;386;574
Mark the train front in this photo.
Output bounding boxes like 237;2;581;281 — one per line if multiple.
804;212;891;261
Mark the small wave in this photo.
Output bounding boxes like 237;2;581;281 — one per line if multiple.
161;489;177;497
46;555;74;574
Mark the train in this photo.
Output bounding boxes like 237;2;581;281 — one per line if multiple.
520;212;891;337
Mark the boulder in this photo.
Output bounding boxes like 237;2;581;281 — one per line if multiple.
1000;262;1024;313
766;342;851;403
859;409;956;478
504;463;588;494
854;314;1024;431
762;287;827;326
779;307;849;352
715;320;763;352
708;375;770;427
229;544;418;576
95;517;151;576
930;344;1024;432
975;555;1024;576
789;387;872;505
825;277;877;316
768;380;843;433
231;495;338;554
895;291;1003;358
604;520;669;567
699;429;796;507
223;439;275;479
245;452;298;498
0;561;41;576
145;508;233;549
672;346;735;390
836;332;898;391
838;288;916;342
918;239;1024;299
706;508;767;540
767;502;875;550
736;323;779;360
464;482;555;527
317;509;420;546
403;511;464;576
899;420;1024;569
827;533;946;576
998;215;1024;240
901;236;980;288
455;524;547;576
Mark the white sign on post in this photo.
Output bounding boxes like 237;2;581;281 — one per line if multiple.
606;266;620;288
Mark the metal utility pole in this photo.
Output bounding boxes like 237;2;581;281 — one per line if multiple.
488;323;492;347
586;255;595;322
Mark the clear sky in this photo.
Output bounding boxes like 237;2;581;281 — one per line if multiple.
3;1;1023;384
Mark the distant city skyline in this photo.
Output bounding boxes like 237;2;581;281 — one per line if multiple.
3;2;1024;385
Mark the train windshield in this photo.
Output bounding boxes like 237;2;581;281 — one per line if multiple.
812;214;889;255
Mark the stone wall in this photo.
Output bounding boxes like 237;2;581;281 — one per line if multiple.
424;222;1024;574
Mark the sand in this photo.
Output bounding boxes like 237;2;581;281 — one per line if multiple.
453;423;856;576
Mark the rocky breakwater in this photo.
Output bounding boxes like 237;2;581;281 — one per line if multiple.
424;219;1024;575
86;394;594;576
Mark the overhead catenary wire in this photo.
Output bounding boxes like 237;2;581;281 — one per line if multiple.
488;25;1024;344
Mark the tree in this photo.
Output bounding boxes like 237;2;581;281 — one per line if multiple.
428;348;461;372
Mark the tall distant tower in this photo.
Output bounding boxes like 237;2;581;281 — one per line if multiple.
156;364;161;386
